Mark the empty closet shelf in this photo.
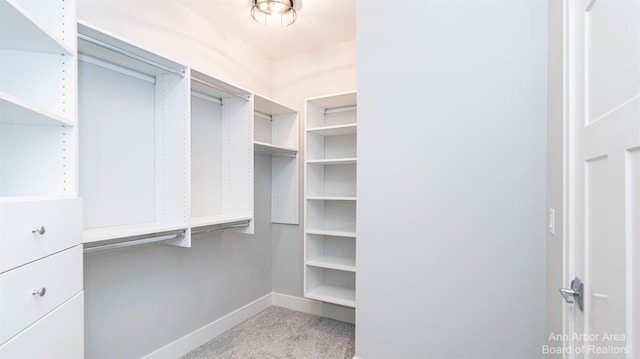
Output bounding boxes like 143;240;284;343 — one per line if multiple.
0;0;73;55
306;229;356;238
306;196;356;201
254;141;298;157
306;158;357;165
0;92;73;126
306;256;356;272
306;285;355;308
306;123;357;136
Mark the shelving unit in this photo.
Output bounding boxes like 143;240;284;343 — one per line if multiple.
0;1;83;356
190;70;254;234
0;0;76;198
77;22;190;246
253;94;299;225
304;91;357;308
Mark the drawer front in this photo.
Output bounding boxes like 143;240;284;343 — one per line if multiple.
0;292;83;359
0;245;82;345
0;197;82;273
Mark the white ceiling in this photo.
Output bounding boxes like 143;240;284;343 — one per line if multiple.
178;0;356;59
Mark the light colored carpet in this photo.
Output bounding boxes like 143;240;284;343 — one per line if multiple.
181;306;355;359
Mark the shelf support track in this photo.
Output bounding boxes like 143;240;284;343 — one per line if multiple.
83;230;186;254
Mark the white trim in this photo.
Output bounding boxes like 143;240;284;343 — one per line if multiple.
141;292;355;358
141;293;272;359
625;151;634;359
562;0;578;357
272;292;355;324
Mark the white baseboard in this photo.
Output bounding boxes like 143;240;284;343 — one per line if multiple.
142;292;355;358
271;292;355;324
142;293;272;359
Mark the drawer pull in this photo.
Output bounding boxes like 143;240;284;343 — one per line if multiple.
31;226;46;235
32;287;46;297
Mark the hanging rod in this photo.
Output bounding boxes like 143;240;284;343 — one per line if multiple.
83;230;186;254
78;33;185;77
191;76;249;101
191;220;250;236
192;90;223;105
254;111;272;121
79;53;156;84
322;105;357;115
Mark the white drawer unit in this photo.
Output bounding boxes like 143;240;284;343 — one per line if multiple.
0;245;82;345
0;292;84;359
0;197;82;273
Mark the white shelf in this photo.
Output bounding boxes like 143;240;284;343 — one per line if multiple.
0;195;78;204
306;92;357;111
0;91;73;126
306;229;356;238
307;123;357;136
306;196;356;201
306;158;357;165
306;256;356;272
83;223;188;244
253;141;297;158
191;215;253;229
0;0;73;55
306;285;355;308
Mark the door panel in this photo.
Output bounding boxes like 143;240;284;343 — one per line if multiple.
585;155;626;352
585;0;640;123
568;0;640;357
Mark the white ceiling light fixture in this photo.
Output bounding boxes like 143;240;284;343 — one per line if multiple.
251;0;298;28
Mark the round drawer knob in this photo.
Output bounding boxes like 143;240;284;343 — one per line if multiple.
32;226;46;235
32;287;46;297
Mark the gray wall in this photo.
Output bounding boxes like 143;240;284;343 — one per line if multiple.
356;1;548;358
546;0;564;354
84;153;273;358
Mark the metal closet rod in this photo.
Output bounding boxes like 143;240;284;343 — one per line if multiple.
191;220;250;236
78;33;185;77
254;111;272;121
191;76;248;101
322;105;357;114
83;230;186;254
192;90;223;105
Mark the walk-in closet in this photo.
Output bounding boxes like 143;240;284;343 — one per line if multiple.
3;1;631;358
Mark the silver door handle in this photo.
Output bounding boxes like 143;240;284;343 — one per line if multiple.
560;277;583;312
32;287;46;297
32;226;46;235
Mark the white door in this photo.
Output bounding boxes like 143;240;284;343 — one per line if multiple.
564;0;640;357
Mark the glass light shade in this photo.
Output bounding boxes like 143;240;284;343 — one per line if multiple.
252;0;297;27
